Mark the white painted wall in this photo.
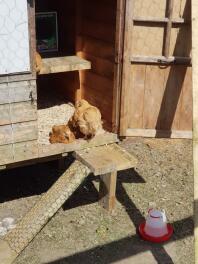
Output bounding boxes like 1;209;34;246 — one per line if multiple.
0;0;30;75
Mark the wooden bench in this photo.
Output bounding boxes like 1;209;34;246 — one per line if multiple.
74;143;138;212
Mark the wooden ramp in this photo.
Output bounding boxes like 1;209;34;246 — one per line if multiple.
0;143;137;264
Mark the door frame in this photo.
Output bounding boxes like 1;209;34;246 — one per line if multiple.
112;0;126;134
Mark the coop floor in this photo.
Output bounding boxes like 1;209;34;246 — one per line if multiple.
37;88;75;145
0;138;194;264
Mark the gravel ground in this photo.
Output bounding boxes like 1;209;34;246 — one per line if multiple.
0;138;194;264
37;92;75;145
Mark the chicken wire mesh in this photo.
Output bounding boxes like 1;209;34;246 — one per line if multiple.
0;0;30;75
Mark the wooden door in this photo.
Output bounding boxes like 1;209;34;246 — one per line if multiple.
120;0;192;138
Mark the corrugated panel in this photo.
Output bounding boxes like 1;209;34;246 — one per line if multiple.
0;0;30;74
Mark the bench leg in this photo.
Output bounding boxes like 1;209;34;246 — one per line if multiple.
99;171;117;213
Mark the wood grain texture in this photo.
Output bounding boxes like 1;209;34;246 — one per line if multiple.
192;0;198;261
0;81;36;105
74;143;137;175
0;101;37;126
0;144;14;165
128;65;146;129
120;0;134;135
13;140;38;163
121;0;192;137
39;133;118;159
39;56;91;75
143;66;165;129
99;172;117;213
76;0;117;130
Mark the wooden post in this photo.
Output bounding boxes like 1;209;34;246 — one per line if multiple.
164;0;174;58
119;0;134;136
112;0;126;133
99;171;117;213
75;0;83;103
192;1;198;263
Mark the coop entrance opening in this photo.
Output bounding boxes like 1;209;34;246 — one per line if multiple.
35;0;118;144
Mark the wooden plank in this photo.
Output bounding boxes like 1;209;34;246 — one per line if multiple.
0;121;37;146
0;134;118;167
74;144;138;175
132;25;165;56
81;18;115;44
0;144;14;165
78;53;114;79
128;65;146;129
0;126;12;145
131;55;191;65
0;101;37;126
126;128;192;139
78;35;115;61
179;67;193;130
0;74;36;84
39;56;91;75
133;17;185;24
164;0;174;57
192;0;198;261
0;104;11;125
99;171;117;213
80;71;113;95
112;0;126;133
12;121;38;143
82;0;116;24
11;101;37;124
13;140;38;163
0;82;37;105
39;133;118;158
159;66;186;130
133;0;166;18
143;66;165;129
120;0;134;136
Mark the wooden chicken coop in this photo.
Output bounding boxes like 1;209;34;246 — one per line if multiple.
0;0;192;169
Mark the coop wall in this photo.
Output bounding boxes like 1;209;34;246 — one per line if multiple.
76;0;117;130
0;80;38;166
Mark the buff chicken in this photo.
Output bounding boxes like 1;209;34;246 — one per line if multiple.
69;99;104;139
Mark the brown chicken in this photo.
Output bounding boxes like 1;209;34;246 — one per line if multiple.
49;125;76;144
35;51;42;73
70;99;104;139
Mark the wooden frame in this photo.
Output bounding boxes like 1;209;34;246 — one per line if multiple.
112;0;126;133
119;0;133;136
0;0;36;83
192;0;198;263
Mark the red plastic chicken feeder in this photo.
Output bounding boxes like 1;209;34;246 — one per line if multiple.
139;209;173;243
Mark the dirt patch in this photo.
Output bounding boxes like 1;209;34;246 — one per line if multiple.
0;138;194;264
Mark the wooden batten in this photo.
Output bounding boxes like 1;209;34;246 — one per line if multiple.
126;128;192;139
